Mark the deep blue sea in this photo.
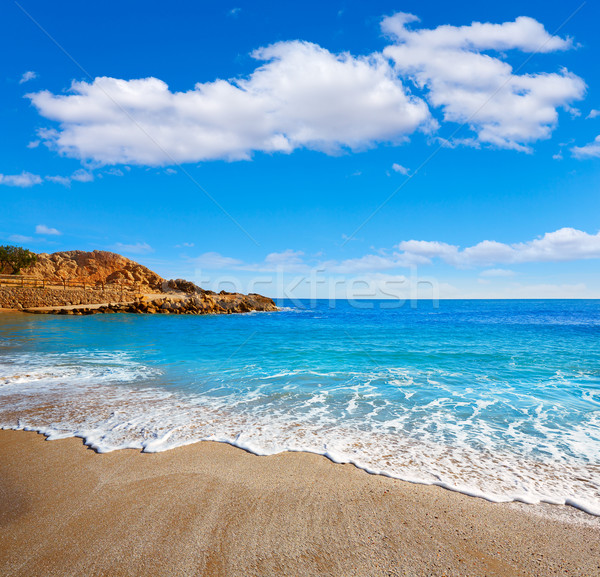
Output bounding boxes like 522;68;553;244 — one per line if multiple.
1;299;599;514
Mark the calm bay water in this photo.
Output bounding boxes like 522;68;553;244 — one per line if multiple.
1;299;599;514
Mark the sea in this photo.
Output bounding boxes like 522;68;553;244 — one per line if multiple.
1;299;599;515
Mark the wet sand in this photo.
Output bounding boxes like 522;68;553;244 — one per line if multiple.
1;429;599;577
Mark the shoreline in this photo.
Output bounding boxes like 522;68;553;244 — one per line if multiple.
5;421;600;518
1;429;599;577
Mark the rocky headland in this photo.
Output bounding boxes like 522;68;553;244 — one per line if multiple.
0;250;278;315
8;249;165;291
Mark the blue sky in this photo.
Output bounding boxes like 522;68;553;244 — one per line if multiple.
1;0;600;299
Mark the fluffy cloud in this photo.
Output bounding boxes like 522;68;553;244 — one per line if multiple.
398;228;600;267
383;14;585;151
0;172;42;187
28;41;432;165
189;227;600;278
24;15;584;164
382;14;572;53
572;135;600;158
35;224;61;236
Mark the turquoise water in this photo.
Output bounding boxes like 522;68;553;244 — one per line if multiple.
1;299;599;514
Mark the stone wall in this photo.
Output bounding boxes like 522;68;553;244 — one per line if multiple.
0;286;139;310
26;293;280;316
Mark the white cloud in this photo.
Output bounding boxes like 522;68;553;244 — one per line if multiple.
171;227;600;299
391;162;409;174
114;241;153;254
24;15;583;164
8;234;34;244
587;109;600;119
382;14;573;53
71;169;93;182
35;224;61;236
28;41;432;165
0;172;42;187
565;105;581;118
45;175;71;186
19;71;37;84
398;228;600;267
396;239;458;261
46;169;93;186
104;168;124;177
572;135;600;158
383;14;585;151
185;228;600;282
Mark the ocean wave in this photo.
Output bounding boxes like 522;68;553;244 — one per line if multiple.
1;354;599;517
2;300;600;517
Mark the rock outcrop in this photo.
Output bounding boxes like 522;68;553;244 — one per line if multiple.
163;278;209;295
0;250;278;315
9;250;165;292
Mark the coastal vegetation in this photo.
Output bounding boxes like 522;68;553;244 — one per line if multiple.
0;244;37;275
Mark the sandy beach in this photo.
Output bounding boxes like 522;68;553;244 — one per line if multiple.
3;1;600;575
1;430;598;577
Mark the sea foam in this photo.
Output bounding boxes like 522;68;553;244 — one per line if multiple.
1;300;599;516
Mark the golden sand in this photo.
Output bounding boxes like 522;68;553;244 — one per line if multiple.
1;429;599;577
